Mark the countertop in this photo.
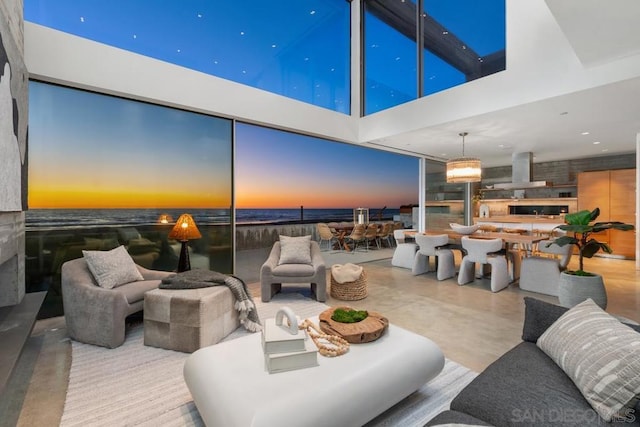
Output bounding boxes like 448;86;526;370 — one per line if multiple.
474;215;566;224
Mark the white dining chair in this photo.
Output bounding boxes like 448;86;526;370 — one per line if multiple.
412;234;456;280
458;236;510;292
391;229;417;269
519;239;573;296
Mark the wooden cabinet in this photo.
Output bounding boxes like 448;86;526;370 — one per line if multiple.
578;169;636;259
609;169;636;258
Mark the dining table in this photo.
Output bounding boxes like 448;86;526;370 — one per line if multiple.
406;229;548;282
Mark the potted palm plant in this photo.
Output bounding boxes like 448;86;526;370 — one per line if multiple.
551;208;634;309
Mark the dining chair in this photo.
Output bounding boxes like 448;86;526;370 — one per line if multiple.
317;223;341;251
519;239;573;296
412;234;456;280
458;236;510;292
376;222;393;248
345;223;366;253
391;229;418;268
364;223;379;250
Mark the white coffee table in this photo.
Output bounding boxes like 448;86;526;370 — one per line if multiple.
183;318;444;427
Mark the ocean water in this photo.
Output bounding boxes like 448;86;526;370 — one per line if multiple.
25;208;400;229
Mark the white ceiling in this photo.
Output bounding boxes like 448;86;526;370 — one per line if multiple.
365;0;640;168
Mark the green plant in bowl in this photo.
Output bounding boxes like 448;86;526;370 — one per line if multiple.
331;308;368;323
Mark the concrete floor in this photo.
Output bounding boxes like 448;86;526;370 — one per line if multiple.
6;249;640;426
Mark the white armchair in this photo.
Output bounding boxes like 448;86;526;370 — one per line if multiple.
458;236;510;292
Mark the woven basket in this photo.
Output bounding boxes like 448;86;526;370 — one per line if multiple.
330;270;368;300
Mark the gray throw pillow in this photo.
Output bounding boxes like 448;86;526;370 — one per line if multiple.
278;235;312;265
83;245;144;289
537;299;640;422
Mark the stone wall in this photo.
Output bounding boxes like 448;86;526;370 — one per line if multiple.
483;153;636;185
0;0;26;307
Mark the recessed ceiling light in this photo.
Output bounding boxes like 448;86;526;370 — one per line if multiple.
310;10;316;15
240;31;245;36
271;44;277;48
177;49;181;53
593;141;601;145
197;13;202;18
133;34;137;39
581;131;590;135
80;16;85;22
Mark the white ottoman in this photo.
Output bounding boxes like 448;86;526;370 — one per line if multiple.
184;318;444;427
144;287;240;353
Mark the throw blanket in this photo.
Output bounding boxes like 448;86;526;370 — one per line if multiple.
160;269;262;332
331;263;363;284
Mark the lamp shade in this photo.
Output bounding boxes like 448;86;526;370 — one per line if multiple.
168;213;202;241
157;213;173;224
446;132;482;183
446;157;482;183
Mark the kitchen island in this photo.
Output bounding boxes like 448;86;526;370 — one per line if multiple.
473;215;566;233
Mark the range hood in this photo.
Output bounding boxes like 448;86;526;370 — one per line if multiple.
493;152;550;189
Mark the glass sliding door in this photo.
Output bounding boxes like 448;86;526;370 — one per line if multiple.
27;81;233;317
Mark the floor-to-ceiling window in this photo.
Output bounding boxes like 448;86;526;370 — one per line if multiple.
363;0;506;115
27;81;233;317
423;159;465;229
24;0;351;114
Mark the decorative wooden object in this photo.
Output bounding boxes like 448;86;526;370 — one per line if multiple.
319;307;389;344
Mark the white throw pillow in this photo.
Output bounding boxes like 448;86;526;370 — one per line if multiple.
537;299;640;422
278;235;312;265
83;245;144;289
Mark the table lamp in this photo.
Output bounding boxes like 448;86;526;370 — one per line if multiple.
168;213;202;272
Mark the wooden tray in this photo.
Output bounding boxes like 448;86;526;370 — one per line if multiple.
319;307;388;343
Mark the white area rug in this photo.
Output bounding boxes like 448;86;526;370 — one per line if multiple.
61;293;477;427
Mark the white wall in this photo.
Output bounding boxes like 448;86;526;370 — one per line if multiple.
24;23;359;145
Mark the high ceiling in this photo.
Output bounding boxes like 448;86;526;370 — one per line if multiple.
366;0;640;168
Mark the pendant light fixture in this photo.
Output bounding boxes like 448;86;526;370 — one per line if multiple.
446;132;482;183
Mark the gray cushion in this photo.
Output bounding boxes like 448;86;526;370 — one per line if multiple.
112;279;163;304
450;342;615;426
82;245;144;289
537;299;640;422
278;235;312;265
272;263;315;277
426;410;492;426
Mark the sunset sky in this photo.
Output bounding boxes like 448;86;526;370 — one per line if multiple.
28;82;419;210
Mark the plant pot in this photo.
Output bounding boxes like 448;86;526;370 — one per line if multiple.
558;271;607;309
